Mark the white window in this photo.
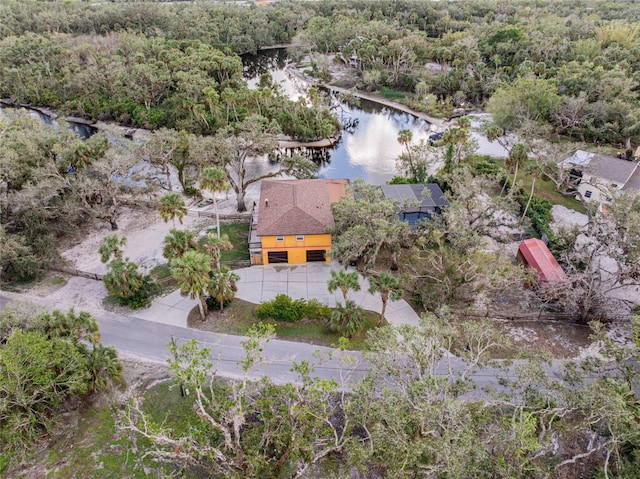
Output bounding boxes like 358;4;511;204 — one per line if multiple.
296;235;304;241
276;235;284;242
584;190;592;198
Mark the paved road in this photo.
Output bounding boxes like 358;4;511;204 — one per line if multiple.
0;290;367;385
0;289;572;391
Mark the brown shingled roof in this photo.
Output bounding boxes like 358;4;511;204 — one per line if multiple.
257;179;348;236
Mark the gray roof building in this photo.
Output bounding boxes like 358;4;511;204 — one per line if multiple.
561;150;640;186
381;184;449;225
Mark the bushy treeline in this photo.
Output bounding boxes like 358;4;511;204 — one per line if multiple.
0;31;337;140
295;0;640;143
0;307;121;459
2;0;640;142
126;315;640;479
0;0;309;53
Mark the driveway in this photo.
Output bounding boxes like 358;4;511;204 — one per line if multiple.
234;263;420;326
134;263;421;328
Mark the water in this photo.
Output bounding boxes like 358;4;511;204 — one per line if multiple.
317;99;433;183
243;49;435;184
467;113;510;158
0;105;97;139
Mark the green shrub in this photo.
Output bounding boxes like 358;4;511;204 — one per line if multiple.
301;298;331;320
380;87;406;100
205;295;233;311
388;176;412;184
0;230;42;282
118;275;160;310
471;157;501;175
517;193;554;240
255;294;329;322
183;186;201;197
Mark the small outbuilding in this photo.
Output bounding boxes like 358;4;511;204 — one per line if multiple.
517;238;567;283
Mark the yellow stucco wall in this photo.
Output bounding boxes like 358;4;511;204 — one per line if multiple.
261;234;332;264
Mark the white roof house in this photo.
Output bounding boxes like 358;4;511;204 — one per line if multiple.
560;150;640;204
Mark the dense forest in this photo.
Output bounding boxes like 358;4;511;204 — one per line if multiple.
2;0;640;143
2;1;640;477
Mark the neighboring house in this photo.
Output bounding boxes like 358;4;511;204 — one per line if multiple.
380;183;449;225
560;150;640;204
249;179;348;265
517;238;567;283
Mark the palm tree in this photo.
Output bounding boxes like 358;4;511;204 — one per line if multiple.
103;259;144;299
86;345;123;392
199;232;233;271
32;309;101;348
368;272;404;326
163;229;198;262
207;266;240;312
506;143;529;195
521;164;542;220
200;166;228;239
330;299;364;338
98;234;126;263
441;117;472;173
159;192;187;228
327;268;361;305
397;129;413;160
170;250;212;321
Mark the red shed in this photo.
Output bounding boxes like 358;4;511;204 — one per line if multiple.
517;238;567;283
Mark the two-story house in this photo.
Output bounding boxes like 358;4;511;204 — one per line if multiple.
560;150;640;204
249;179;348;265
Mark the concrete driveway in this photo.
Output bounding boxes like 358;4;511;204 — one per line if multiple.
234;263;420;327
134;263;421;328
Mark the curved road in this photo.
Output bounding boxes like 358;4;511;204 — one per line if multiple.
0;289;367;385
0;289;571;392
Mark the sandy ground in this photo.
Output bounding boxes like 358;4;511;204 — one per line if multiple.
39;188;255;318
550;204;589;231
60;194;253;276
61;208;211;275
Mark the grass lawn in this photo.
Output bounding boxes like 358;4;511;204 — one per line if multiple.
473;156;586;213
214;222;250;262
188;298;381;350
517;166;586;213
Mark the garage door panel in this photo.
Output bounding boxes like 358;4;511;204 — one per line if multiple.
306;250;326;262
267;251;288;264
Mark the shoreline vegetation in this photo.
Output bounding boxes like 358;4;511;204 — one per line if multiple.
284;63;448;129
1;96;345;149
2;45;451;151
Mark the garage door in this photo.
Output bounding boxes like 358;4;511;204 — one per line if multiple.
306;250;326;262
267;251;288;264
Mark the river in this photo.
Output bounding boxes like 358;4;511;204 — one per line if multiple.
243;50;437;184
243;49;509;185
0;103;97;139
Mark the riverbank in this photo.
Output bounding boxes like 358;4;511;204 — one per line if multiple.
1;99;342;149
284;65;448;130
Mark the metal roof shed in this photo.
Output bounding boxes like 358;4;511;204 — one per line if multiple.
517;238;567;283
